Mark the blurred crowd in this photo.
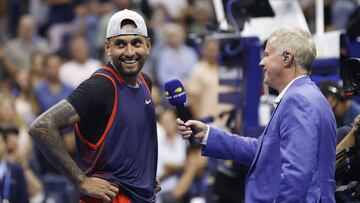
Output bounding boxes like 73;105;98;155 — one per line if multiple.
0;0;359;202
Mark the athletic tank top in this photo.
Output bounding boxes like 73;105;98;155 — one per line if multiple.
75;66;158;202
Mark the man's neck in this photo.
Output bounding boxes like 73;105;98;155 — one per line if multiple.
277;67;307;92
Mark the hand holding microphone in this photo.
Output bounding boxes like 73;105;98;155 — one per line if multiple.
164;79;207;146
176;118;208;142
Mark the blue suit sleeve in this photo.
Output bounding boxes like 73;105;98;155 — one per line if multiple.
202;127;260;166
276;95;319;202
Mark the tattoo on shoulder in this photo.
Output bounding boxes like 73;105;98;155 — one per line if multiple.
39;100;80;129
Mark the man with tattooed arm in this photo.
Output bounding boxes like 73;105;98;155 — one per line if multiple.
29;9;160;203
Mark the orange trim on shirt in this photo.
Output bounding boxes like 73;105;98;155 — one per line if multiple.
101;66;123;85
139;73;151;96
75;72;118;150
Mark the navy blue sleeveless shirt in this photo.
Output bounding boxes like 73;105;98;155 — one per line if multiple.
73;66;158;202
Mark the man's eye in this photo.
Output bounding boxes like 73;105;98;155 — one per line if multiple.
132;40;142;47
114;41;126;47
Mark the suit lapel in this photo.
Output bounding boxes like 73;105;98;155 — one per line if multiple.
245;76;312;178
247;101;282;176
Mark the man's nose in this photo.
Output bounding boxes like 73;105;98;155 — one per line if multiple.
259;59;264;68
124;45;135;57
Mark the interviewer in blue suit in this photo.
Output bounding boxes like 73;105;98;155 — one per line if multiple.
177;26;337;202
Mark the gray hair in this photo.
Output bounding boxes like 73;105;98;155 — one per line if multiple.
269;26;316;72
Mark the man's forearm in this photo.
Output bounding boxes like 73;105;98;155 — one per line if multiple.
29;100;86;185
336;127;356;153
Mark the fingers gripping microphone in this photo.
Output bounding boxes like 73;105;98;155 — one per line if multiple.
164;79;197;146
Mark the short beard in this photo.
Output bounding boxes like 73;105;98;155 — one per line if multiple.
111;54;148;77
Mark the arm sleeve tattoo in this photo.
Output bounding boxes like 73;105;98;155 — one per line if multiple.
29;99;86;184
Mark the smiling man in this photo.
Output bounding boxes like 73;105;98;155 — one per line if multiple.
29;9;160;203
177;27;337;202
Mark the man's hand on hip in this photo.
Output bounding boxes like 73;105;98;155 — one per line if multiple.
80;177;119;201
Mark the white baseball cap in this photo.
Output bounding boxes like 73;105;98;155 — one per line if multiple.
106;9;148;38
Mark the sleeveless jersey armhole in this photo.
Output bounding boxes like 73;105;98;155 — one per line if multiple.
75;72;118;150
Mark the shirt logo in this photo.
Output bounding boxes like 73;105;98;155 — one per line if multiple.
145;99;152;104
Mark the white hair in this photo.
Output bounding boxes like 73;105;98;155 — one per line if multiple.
270;26;317;72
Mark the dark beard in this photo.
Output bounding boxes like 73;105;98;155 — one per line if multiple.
113;54;148;76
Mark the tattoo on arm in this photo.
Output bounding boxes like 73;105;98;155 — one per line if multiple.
29;100;85;184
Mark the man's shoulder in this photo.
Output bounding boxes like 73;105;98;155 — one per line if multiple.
285;80;319;98
84;73;115;88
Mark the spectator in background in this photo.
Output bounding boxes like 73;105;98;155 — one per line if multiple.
0;96;27;134
2;0;29;38
157;109;186;202
318;80;360;127
141;4;170;81
35;53;73;113
71;0;100;59
147;0;188;22
4;15;50;72
186;40;234;123
59;36;101;89
0;126;20;164
331;0;358;30
188;0;214;36
29;0;49;36
299;0;334;32
336;114;360;153
0;125;45;202
0;42;18;80
14;69;38;125
0;96;44;202
29;51;46;87
43;0;74;52
0;0;10;42
149;4;171;45
163;147;208;203
0;130;29;203
155;23;198;87
0;96;33;162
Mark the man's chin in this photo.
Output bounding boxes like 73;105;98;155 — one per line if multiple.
123;71;140;77
122;68;141;76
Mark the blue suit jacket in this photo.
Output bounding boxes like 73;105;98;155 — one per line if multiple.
203;76;337;202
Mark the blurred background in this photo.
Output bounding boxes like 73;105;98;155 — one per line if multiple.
0;0;360;202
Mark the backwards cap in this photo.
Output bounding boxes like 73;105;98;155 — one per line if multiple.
106;9;148;38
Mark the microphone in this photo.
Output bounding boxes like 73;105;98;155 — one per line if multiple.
164;79;198;147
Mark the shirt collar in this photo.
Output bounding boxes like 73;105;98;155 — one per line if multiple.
274;75;307;107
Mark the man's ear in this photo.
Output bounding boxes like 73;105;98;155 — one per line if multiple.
146;37;152;53
105;40;111;56
282;51;294;66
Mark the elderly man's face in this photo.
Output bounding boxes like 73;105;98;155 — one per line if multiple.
259;38;285;91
